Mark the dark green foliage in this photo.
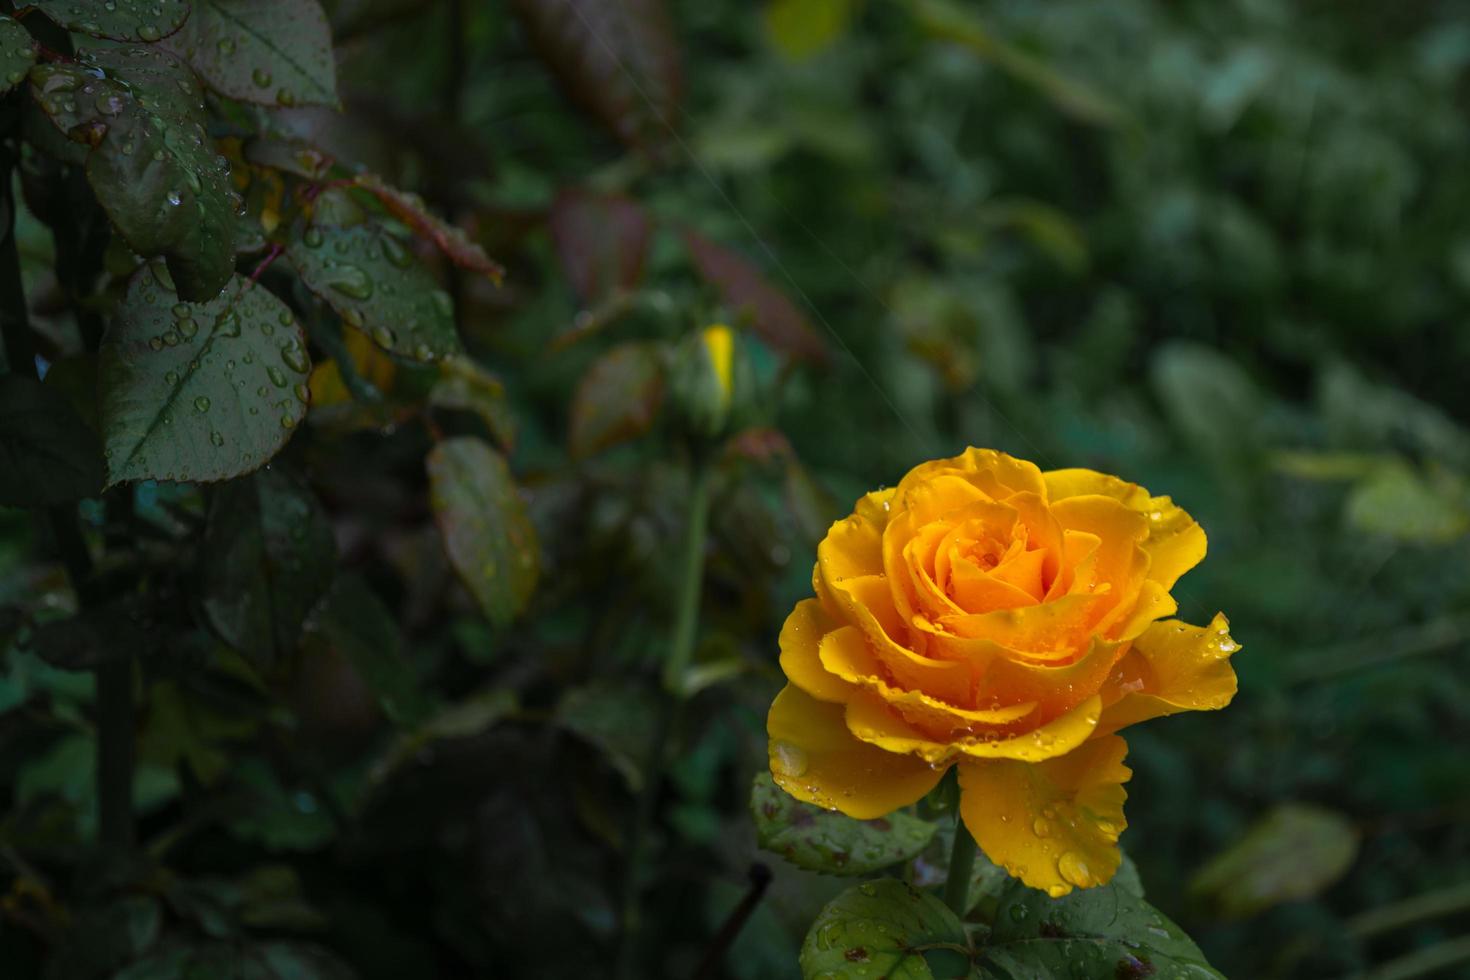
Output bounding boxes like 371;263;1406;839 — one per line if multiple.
1;0;1468;978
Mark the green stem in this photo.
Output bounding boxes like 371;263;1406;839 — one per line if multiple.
615;462;713;980
944;817;977;918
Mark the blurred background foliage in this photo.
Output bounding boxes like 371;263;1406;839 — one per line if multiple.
4;0;1470;977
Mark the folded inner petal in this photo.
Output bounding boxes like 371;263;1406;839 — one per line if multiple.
778;598;850;703
845;690;1099;765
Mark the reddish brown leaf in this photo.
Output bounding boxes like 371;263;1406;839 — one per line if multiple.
550;189;653;304
509;0;683;155
681;230;828;363
569;343;665;458
353;173;505;283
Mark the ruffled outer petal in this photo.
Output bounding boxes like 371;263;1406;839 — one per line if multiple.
767;685;946;819
778;598;850;703
1094;614;1239;737
1043;468;1207;591
958;735;1131;897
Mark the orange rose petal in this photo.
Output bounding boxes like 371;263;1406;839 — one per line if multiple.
1094;614;1239;737
1099;578;1178;642
958;735;1130;897
846;690;1100;765
1140;496;1207;590
1049;496;1150;587
1043;468;1150;507
819;625;1034;735
980;637;1124;713
823;574;975;703
941;593;1108;657
778;598;850;703
948;554;1041;613
817;507;887;592
767;684;946;819
983;547;1048;603
1050;528;1102;599
903;523;965;619
896;448;1046;506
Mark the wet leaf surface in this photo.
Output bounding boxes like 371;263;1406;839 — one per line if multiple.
31;46;242;301
352;173;504;281
426;437;539;628
173;0;339;108
201;467;337;669
799;879;971;980
0;15;35;93
98;265;310;486
569;342;664;458
287;222;461;362
753;772;937;876
31;0;191;42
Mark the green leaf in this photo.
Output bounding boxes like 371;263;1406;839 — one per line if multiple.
201;467;337;668
799;879;973;980
173;0;340;108
569;342;665;458
507;0;683;154
368;688;518;789
1151;340;1263;465
1190;803;1359;919
555;682;659;791
1344;462;1469;543
0;16;36;93
31;47;242;301
753;772;936;876
287;222;461;362
311;573;431;727
978;879;1223;979
0;373;103;506
425;437;538;628
765;0;853;61
429;356;516;450
30;0;190;42
351;173;505;281
98;266;311;486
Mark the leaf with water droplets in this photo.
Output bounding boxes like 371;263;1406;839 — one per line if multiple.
0;374;104;506
287;222;461;361
170;0;339;107
800;879;971;980
99;265;311;486
429;356;516;450
426;437;538;628
351;173;505;282
977;878;1223;979
0;16;35;94
30;46;241;301
200;466;337;669
568;342;664;459
752;772;936;877
30;0;191;43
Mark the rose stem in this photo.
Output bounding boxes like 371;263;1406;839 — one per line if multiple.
614;461;714;979
944;816;979;917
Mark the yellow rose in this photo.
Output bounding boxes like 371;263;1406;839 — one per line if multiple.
767;448;1240;897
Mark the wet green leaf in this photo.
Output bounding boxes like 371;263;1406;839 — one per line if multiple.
426;437;538;628
1191;803;1359;918
98;266;310;486
173;0;339;108
753;772;937;876
351;173;505;282
0;373;103;506
30;0;190;42
568;342;664;458
311;573;431;727
799;879;972;980
979;878;1223;979
429;356;516;450
201;467;337;668
31;47;241;301
287;222;461;362
508;0;683;153
0;16;36;93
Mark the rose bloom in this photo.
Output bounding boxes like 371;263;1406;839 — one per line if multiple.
767;449;1240;896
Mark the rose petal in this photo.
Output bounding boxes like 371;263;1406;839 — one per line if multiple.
767;684;946;819
958;735;1130;897
845;690;1101;765
778;598;850;703
1094;613;1239;737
